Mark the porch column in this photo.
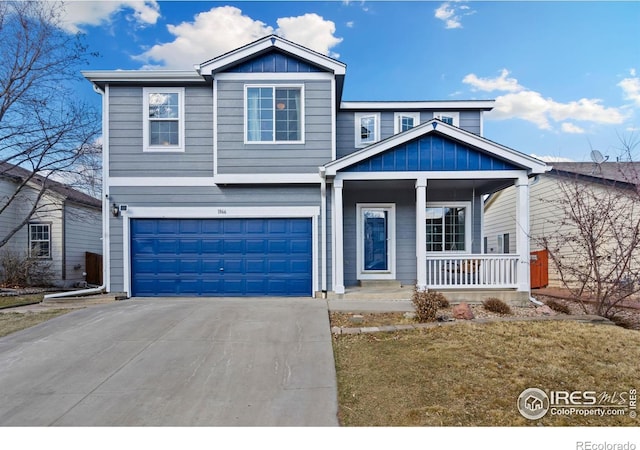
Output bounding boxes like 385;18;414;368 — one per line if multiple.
415;178;427;290
515;175;530;293
333;179;345;294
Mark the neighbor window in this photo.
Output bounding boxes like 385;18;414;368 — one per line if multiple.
394;112;420;134
355;112;380;147
29;223;51;259
246;85;303;143
434;111;460;127
143;87;185;152
426;204;470;252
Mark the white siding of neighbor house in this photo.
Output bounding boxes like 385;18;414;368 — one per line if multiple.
64;203;102;284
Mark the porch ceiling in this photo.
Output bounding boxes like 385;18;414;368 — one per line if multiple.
341;178;513;195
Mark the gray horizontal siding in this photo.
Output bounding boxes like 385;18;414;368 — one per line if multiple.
108;85;214;177
216;80;333;174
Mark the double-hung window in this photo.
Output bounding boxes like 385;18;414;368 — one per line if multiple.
143;87;185;152
394;112;420;134
425;203;471;252
434;111;459;127
29;223;51;259
355;112;380;147
246;85;303;143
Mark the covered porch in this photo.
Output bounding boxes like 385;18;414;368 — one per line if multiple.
323;119;549;304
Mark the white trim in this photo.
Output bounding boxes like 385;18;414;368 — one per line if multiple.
142;87;185;152
356;204;396;281
433;111;460;127
103;84;111;292
121;206;320;298
109;177;214;187
354;112;381;148
332;180;345;294
515;177;531;292
341;100;495;110
215;72;334;81
244;84;305;145
83;70;204;84
425;201;472;254
331;77;337;161
325;119;549;176
197;36;346;76
213;77;219;176
334;170;528;182
214;173;321;184
415;180;427;289
394;112;420;134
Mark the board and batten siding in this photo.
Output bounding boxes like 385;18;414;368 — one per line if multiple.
107;185;322;292
64;203;101;284
216;79;333;174
108;85;214;178
336;110;484;159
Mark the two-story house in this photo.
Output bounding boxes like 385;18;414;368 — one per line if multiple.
83;35;548;303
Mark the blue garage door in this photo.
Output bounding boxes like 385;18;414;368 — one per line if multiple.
131;218;312;297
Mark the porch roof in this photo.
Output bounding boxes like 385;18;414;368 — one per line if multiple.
324;119;549;177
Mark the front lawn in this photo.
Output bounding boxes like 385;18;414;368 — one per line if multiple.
333;320;640;426
0;309;71;338
0;293;44;309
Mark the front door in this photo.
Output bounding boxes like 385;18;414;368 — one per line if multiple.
356;204;396;280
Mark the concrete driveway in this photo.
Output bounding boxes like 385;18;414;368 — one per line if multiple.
0;298;338;426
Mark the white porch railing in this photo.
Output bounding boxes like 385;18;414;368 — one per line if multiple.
426;254;519;289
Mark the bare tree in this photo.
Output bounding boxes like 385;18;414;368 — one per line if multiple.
0;1;100;249
539;136;640;319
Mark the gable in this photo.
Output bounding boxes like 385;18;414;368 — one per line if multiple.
344;134;519;172
225;50;326;73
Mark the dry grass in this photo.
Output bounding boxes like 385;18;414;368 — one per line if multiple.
333;320;640;426
0;294;44;309
0;310;71;338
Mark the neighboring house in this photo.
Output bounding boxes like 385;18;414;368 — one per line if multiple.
484;161;640;288
83;35;548;302
0;162;102;287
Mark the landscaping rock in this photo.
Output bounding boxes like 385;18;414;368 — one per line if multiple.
536;305;556;316
350;314;364;323
453;302;474;320
403;312;416;320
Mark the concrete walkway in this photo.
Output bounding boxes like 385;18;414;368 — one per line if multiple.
0;297;338;426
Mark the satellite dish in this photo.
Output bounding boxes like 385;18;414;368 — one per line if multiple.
590;150;609;164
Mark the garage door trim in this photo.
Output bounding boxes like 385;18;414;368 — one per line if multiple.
121;206;319;297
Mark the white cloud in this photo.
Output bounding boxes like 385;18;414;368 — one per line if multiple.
59;0;160;33
135;6;342;69
463;69;523;93
434;2;475;29
619;70;640;106
276;13;343;58
560;123;585;134
464;69;627;131
346;21;355;28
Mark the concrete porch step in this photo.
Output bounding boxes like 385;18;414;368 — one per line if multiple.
358;280;403;289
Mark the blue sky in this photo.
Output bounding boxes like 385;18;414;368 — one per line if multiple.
61;0;640;162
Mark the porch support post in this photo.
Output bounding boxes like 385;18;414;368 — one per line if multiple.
333;179;345;294
515;175;530;292
415;178;427;290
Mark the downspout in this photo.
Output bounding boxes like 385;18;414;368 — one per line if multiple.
319;166;327;297
44;82;108;299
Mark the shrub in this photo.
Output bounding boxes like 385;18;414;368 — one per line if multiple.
544;299;571;314
482;297;512;315
437;295;450;308
412;288;446;322
0;250;54;287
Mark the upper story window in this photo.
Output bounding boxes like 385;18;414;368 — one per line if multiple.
355;112;380;147
143;87;185;152
29;223;51;259
394;112;420;134
245;85;304;143
434;111;460;127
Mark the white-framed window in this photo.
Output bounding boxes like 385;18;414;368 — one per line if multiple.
354;112;380;147
29;223;51;259
425;202;471;252
143;87;185;152
394;112;420;134
433;111;460;127
245;85;304;143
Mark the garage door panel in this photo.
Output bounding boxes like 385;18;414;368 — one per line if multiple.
131;218;312;297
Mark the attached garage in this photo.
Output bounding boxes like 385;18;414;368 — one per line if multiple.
130;218;313;297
